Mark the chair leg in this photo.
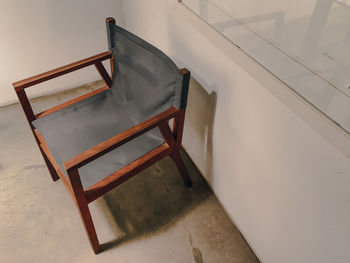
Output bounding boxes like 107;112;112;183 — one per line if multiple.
158;121;192;187
170;150;192;187
68;169;100;254
40;147;60;182
76;200;100;254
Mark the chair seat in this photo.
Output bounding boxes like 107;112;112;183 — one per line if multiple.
32;88;164;189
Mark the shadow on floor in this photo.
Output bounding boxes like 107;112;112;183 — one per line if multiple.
98;149;211;251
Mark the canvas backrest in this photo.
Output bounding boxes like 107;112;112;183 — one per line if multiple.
106;19;188;122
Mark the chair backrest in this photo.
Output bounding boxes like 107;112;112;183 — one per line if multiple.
106;18;188;122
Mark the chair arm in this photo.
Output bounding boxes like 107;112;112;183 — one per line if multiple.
63;107;179;173
13;51;112;91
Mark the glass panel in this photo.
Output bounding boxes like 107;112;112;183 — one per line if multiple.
182;0;350;133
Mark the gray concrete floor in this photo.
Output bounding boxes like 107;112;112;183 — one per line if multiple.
0;82;259;263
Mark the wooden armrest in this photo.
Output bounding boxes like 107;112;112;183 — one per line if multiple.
64;107;179;172
13;51;112;91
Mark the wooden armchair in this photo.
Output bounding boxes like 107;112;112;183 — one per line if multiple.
13;17;192;254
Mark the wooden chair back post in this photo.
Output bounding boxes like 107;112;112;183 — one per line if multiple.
173;69;191;149
106;17;116;81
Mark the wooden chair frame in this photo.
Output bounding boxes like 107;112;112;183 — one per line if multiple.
13;47;192;254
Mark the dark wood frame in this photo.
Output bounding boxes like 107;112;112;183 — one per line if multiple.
13;27;192;254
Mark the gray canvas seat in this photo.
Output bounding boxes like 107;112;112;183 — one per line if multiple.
32;23;186;189
32;87;164;189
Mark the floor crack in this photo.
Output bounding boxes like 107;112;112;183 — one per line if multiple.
183;222;204;263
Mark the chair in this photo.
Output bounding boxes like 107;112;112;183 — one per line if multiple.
12;17;192;254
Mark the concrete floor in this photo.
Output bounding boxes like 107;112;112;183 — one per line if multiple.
0;82;259;263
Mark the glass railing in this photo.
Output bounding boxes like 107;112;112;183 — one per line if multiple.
182;0;350;133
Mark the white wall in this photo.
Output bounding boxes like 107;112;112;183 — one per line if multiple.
118;1;350;262
0;0;123;107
